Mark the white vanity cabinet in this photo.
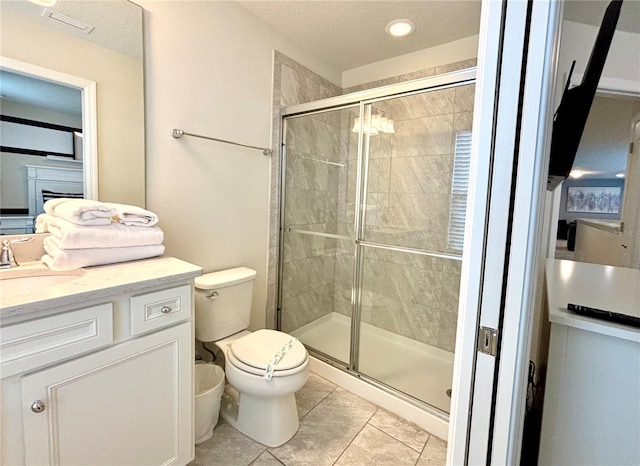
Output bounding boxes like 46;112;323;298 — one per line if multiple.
0;257;202;466
21;322;191;466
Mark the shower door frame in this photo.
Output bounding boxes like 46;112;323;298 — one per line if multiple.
277;68;477;415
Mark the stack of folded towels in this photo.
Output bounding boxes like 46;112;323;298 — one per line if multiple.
36;198;164;271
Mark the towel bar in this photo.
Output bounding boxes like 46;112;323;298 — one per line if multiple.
172;129;273;156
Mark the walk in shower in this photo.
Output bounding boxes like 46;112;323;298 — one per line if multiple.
277;69;476;415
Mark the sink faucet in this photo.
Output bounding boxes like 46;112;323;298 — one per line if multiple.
0;237;34;269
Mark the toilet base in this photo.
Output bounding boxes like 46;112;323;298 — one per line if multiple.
219;384;300;447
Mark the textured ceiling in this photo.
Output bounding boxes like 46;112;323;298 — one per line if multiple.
1;0;143;60
236;0;482;72
236;0;640;74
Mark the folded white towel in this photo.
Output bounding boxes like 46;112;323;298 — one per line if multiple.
44;198;116;226
43;236;165;271
37;214;163;249
35;213;50;233
107;203;159;227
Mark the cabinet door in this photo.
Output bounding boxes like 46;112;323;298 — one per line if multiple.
21;322;193;466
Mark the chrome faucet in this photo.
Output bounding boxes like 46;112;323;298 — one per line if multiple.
0;237;34;269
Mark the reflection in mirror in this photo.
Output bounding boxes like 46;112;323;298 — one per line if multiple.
0;57;96;234
0;69;83;234
0;0;145;236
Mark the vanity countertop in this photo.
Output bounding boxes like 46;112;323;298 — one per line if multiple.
0;257;202;322
575;218;622;233
545;258;640;342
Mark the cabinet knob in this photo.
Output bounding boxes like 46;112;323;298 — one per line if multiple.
31;400;46;413
160;306;172;314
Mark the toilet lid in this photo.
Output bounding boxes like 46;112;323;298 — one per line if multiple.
228;329;307;373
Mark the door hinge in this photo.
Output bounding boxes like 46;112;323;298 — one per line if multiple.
478;326;499;356
630;142;634;154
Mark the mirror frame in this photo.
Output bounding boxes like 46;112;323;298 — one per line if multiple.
0;55;98;200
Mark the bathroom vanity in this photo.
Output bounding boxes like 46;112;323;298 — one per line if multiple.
539;259;640;465
0;257;202;466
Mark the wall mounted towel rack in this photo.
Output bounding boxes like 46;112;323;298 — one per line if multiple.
172;128;273;156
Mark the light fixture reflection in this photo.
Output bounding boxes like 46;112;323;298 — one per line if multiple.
352;114;395;135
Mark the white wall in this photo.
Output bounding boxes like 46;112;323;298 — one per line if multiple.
571;96;634;177
342;35;479;88
555;20;640;105
136;0;338;331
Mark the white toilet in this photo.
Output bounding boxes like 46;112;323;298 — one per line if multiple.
194;267;309;447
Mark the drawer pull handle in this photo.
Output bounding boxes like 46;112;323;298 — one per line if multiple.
160;306;172;314
31;400;46;413
208;291;219;300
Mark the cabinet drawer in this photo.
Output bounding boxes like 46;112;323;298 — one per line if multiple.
0;304;113;378
130;284;191;335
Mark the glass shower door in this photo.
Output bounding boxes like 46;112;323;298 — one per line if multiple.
356;84;475;413
279;80;476;414
279;105;360;366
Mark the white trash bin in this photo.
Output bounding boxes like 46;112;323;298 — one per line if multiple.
195;363;225;444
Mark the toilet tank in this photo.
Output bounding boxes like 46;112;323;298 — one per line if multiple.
194;267;257;342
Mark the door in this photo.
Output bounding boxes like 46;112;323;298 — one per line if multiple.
21;323;192;466
279;104;359;367
621;115;640;268
355;84;475;414
448;0;562;465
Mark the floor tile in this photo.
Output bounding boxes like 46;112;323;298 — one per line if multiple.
334;424;421;466
296;372;336;419
368;408;430;452
250;451;285;465
416;436;447;466
269;387;377;466
191;422;265;466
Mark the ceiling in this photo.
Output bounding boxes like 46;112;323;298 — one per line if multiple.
236;0;482;72
564;0;640;34
235;0;640;75
1;0;142;60
0;70;81;116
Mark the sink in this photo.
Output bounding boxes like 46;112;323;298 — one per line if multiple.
0;274;80;300
0;262;85;302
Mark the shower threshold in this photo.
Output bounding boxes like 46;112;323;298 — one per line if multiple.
290;312;454;413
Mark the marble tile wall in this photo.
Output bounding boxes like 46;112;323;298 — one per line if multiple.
268;51;342;330
270;54;476;352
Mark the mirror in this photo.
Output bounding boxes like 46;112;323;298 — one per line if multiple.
550;0;640;268
0;0;145;234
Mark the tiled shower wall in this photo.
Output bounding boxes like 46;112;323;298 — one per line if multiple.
268;51;342;332
269;52;476;353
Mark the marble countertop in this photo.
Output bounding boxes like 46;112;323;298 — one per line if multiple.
0;256;202;321
545;258;640;342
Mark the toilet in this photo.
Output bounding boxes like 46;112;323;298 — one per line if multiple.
194;267;309;447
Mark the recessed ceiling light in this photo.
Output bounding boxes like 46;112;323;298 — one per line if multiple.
615;172;625;178
385;19;416;38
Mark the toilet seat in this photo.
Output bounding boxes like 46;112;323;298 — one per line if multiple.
226;329;307;378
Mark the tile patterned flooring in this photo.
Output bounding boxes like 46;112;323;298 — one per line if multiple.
192;372;447;466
